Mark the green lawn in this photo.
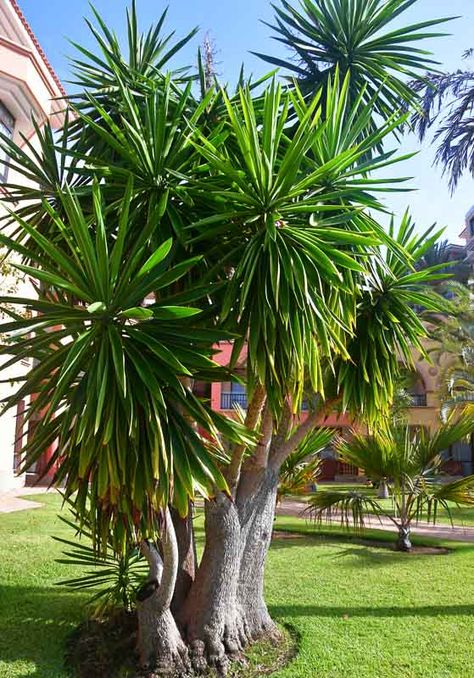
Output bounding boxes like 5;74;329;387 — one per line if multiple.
0;493;88;678
1;494;474;677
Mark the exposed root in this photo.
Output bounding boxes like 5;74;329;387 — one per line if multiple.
187;611;280;676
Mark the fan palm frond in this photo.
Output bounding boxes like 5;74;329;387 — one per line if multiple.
278;427;333;500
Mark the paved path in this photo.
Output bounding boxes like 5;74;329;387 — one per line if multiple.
2;490;474;543
277;498;474;543
0;486;53;513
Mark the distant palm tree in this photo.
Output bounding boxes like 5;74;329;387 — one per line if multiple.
418;240;470;285
411;51;474;191
277;428;333;503
429;284;474;417
307;415;474;551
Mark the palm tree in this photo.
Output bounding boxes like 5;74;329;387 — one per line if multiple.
417;240;470;286
277;428;333;503
0;1;454;674
411;52;474;191
307;415;474;550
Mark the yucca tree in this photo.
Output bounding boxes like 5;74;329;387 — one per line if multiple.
255;0;451;122
0;1;452;674
0;184;249;542
334;211;450;422
187;73;412;414
308;415;474;550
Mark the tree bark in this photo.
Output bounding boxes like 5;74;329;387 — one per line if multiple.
179;493;244;674
236;466;280;640
138;400;324;675
396;525;412;552
178;464;282;675
137;509;189;674
170;503;196;617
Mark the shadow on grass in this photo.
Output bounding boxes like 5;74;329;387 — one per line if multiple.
270;531;407;557
0;584;86;677
270;603;474;619
273;524;474;552
332;546;410;566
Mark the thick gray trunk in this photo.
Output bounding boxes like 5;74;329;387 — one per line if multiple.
237;467;279;639
180;493;244;674
138;604;189;674
179;468;280;674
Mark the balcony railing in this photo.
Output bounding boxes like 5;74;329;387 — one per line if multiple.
410;394;427;407
221;391;428;409
220;392;248;409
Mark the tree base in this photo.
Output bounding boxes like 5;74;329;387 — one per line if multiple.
65;612;296;678
396;527;412;552
138;607;190;675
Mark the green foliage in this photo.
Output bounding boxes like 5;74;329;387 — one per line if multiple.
0;1;452;559
188;73;431;413
278;427;333;501
54;498;148;617
335;212;450;422
0;183;251;553
255;0;451;122
306;488;381;529
70;1;198;92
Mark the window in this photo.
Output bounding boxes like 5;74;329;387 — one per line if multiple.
220;381;248;409
0;102;14;182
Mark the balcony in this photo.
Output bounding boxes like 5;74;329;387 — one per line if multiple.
220;392;248;409
410;394;427;407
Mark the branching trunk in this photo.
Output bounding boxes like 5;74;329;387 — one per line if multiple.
134;402;328;675
137;508;189;673
226;384;266;492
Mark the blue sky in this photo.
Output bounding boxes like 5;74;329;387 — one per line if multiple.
20;0;474;243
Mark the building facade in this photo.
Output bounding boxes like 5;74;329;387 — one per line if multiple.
461;205;474;265
211;338;473;479
0;0;64;491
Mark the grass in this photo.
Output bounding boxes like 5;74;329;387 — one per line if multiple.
0;493;88;678
1;493;474;677
270;518;474;677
